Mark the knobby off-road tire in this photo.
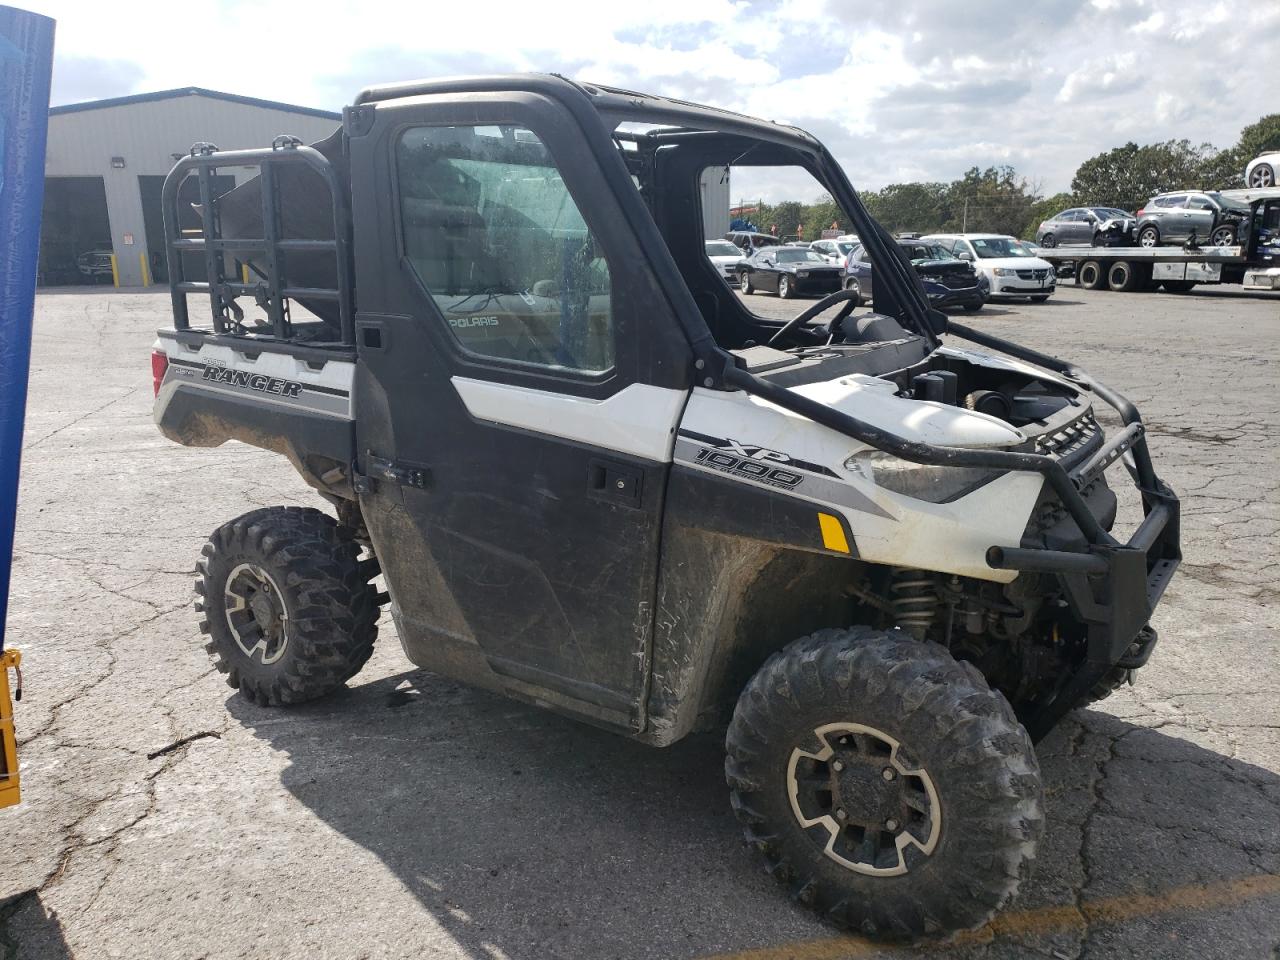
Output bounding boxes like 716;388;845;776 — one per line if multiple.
196;506;379;706
726;627;1043;940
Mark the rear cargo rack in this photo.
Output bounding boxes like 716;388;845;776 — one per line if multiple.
161;136;355;345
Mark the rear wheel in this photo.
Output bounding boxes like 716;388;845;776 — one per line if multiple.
1077;260;1105;290
1250;164;1275;188
196;506;379;706
739;271;754;294
726;628;1043;940
842;277;862;304
1107;260;1140;292
1138;225;1160;248
778;275;794;299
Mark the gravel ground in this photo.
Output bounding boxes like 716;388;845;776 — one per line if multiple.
2;284;1277;960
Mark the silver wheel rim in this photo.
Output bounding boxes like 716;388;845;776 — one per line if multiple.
1140;231;1156;247
779;278;789;296
740;274;750;292
1212;229;1233;247
787;722;941;877
1252;168;1272;187
224;562;290;664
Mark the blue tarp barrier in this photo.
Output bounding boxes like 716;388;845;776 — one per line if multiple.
0;6;55;649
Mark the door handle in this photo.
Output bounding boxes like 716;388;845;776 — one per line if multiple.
588;458;643;507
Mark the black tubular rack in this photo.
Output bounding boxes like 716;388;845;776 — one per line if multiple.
161;136;356;345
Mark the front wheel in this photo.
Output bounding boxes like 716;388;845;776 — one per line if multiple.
739;271;754;294
842;277;862;305
726;628;1043;940
1210;224;1236;247
196;506;379;706
777;275;794;299
1039;233;1056;248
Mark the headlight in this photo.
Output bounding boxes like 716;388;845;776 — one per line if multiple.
844;451;1001;503
797;270;809;277
993;268;1017;277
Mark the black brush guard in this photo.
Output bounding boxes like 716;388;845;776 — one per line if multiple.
720;320;1180;742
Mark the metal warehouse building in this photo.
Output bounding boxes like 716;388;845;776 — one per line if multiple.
41;87;341;288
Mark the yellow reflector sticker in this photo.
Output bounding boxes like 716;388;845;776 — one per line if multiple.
817;513;850;554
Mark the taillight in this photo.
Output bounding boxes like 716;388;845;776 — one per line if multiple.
151;350;169;396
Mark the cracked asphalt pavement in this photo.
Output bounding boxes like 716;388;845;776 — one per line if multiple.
2;286;1277;959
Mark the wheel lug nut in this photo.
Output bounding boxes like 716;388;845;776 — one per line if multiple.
885;819;899;831
881;767;896;781
832;760;844;772
835;809;847;821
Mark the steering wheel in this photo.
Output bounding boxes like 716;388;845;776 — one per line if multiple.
766;288;862;347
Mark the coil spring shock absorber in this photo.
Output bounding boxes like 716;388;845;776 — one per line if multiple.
889;568;939;638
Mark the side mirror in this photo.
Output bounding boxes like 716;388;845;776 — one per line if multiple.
957;251;973;261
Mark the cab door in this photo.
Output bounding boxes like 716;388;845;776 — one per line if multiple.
347;92;693;729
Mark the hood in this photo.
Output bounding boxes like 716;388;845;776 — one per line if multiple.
912;258;972;276
791;374;1025;448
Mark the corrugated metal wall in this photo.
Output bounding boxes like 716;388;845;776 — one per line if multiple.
700;166;730;242
43;94;340;286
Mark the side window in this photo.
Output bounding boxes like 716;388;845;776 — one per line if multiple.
395;124;614;373
1058;210;1080;222
1188;195;1213;210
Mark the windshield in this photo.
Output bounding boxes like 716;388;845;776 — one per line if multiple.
775;248;826;263
970;237;1036;259
899;242;951;261
705;241;740;257
1206;192;1249;212
1094;208;1130;219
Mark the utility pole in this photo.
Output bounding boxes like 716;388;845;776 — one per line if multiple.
963;197;968;233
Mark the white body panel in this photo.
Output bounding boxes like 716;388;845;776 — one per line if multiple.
676;372;1044;582
155;334;355;418
923;234;1056;298
450;377;688;462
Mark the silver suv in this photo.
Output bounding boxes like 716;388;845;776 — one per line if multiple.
1135;191;1250;248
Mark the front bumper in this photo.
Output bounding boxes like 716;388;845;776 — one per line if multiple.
984;400;1180;741
926;284;983;309
992;277;1056;295
793;272;843;293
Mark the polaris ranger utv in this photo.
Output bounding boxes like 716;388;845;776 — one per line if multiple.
151;75;1180;939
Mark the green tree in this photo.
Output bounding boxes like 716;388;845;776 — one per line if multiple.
861;182;951;234
943;166;1038;236
1021;191;1076;240
1237;113;1280;158
1071;140;1223;209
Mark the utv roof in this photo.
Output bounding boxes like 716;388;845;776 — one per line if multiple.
352;73;822;149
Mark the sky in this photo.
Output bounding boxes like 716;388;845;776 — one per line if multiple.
26;0;1280;203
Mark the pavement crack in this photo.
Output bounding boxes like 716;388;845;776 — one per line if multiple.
146;729;221;760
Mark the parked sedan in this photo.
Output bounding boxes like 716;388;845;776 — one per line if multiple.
737;246;843;298
1135;191;1251;247
1246;152;1278;188
705;239;745;280
843;240;983;311
1036;207;1135;247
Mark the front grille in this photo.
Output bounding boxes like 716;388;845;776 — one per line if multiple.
1016;268;1051;281
938;273;976;289
1033;410;1100;461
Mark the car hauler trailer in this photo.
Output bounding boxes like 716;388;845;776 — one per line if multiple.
1034;188;1280;293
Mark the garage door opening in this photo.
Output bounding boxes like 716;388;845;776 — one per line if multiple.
140;173;237;284
38;177;112;286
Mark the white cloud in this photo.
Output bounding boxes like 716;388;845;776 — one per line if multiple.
25;0;1280;196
